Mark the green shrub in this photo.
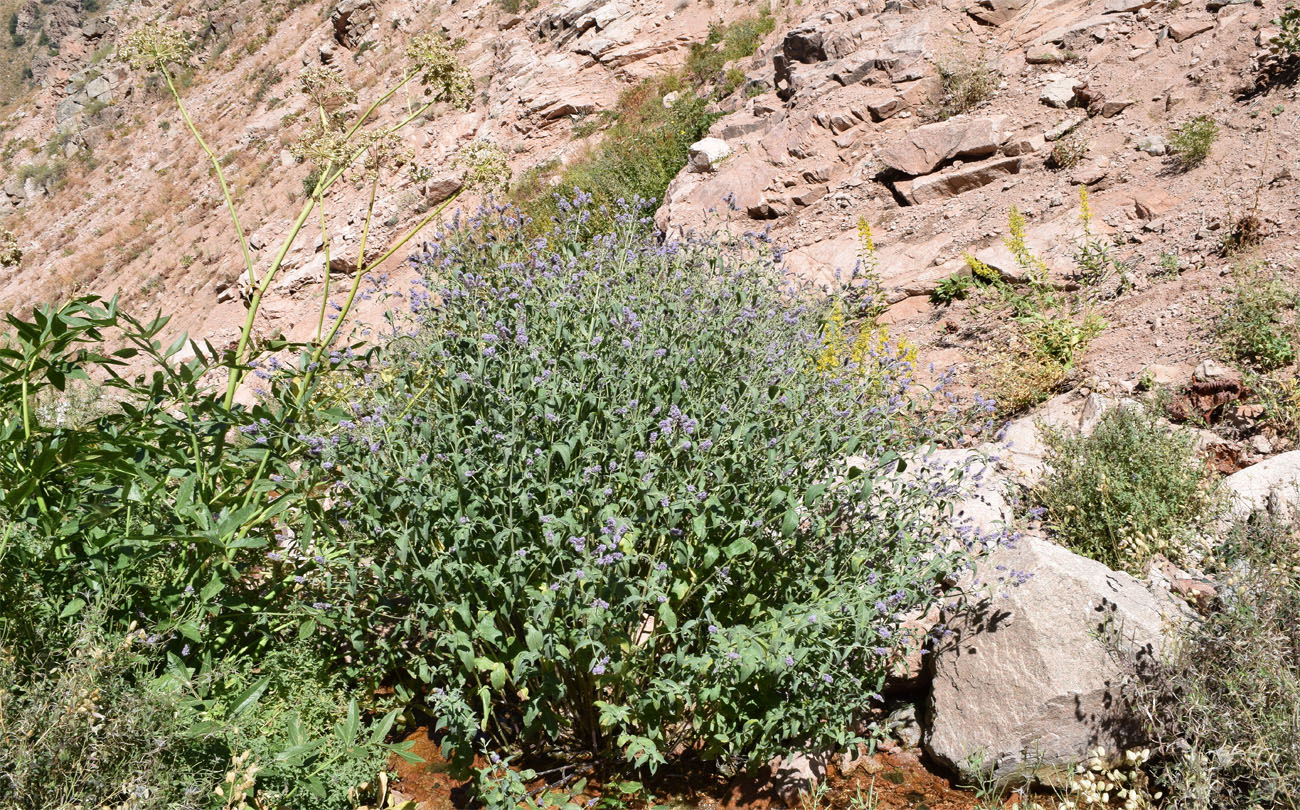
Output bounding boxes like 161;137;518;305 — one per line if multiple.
1019;310;1105;367
935;50;997;119
931;272;975;304
1049;129;1088;169
718;66;747;97
1129;510;1300;808
16;158;67;189
1218;263;1297;371
0;600;408;810
685;12;774;83
519;74;717;228
1168;115;1218;169
1155;251;1182;276
317;200;977;784
1036;403;1222;572
0;605;217;809
1271;3;1300;54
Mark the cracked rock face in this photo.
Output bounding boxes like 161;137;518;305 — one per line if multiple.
924;535;1187;786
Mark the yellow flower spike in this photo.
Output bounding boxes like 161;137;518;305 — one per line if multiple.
1078;184;1093;236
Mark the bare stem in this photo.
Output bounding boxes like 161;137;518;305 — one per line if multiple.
315;201;333;344
295;187;462;405
161;67;256;289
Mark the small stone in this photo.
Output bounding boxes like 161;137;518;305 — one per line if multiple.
1137;135;1168;155
1195;358;1232;381
1167;18;1215;42
1040;73;1078;108
686;138;732;173
1045;114;1087;141
792;185;828;206
1100;98;1136;117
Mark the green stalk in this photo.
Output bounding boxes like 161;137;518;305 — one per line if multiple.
315;200;333;344
295;188;462;405
161;66;256;289
222;193;319;409
222;78;435;408
19;373;29;440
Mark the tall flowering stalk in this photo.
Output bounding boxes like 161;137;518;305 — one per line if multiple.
120;24;495;409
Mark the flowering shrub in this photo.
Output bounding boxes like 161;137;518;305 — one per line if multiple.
1127;510;1300;809
1036;403;1222;573
311;199;976;781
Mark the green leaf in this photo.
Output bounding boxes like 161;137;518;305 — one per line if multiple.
802;482;827;508
781;508;798;538
369;708;400;745
199;576;224;602
229;676;271;719
525;625;543;653
725;538;755;558
59;597;86;618
387;740;426;764
657;601;677;632
338;699;360;745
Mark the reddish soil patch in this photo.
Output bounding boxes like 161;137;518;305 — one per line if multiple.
389;733;985;810
819;750;984;810
389;730;476;810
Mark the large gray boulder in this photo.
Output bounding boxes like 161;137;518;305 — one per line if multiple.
332;0;377;48
877;116;1009;177
1222;450;1300;517
924;535;1186;785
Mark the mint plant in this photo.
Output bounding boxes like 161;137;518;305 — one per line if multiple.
311;198;983;782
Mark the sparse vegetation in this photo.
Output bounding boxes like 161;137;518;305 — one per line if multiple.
970;205;1108;414
931;272;976;304
512;72;717;228
1049;129;1089;170
1167;114;1218;169
684;10;776;86
1271;3;1300;55
16;158;68;190
1217;262;1298;371
934;49;997;119
1128;509;1300;808
1220;210;1265;255
1037;402;1221;573
1155;251;1182;277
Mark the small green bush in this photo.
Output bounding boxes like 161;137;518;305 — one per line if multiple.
685;12;775;83
1049;129;1088;169
1130;510;1300;808
518;74;717;228
1271;3;1300;54
1019;310;1105;367
931;272;975;304
16;158;67;189
1218;264;1297;371
0;601;405;810
1037;403;1222;572
1168;115;1219;169
935;51;997;119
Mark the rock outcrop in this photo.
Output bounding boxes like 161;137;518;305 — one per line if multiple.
924;535;1187;785
1222;450;1300;516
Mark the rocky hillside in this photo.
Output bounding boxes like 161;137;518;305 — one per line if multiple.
1;0;1297;417
5;0;1300;804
